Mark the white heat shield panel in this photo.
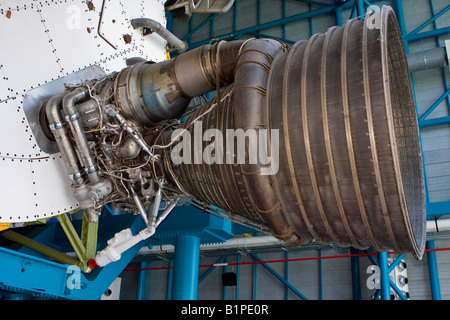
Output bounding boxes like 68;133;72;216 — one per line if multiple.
0;0;167;223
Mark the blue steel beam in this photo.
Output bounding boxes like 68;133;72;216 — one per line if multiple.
171;235;201;300
419;88;450;122
166;259;173;300
426;240;442;300
356;0;365;19
366;251;410;300
420;116;450;128
388;254;406;274
253;260;258;300
0;246;75;299
427;201;450;217
235;253;240;300
350;248;361;300
186;4;337;48
0;215;147;300
408;5;450;37
198;255;227;283
222;256;228;300
284;251;289;300
418;88;450;126
429;0;450;111
335;6;343;26
180;0;388;49
181;13;219;41
407;27;450;42
136;261;148;300
389;278;408;300
392;0;450;218
294;0;333;6
250;253;308;300
318;249;323;300
392;0;409;52
378;252;390;300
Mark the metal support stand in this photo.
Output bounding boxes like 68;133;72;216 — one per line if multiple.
171;235;200;300
426;240;441;300
378;251;390;300
356;0;365;19
350;248;361;300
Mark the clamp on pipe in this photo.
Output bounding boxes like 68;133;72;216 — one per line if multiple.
61;88;113;222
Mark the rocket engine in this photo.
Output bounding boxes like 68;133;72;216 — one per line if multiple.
36;6;426;266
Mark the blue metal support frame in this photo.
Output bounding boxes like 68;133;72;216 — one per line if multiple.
198;255;227;284
378;252;390;300
166;259;173;300
367;251;409;300
284;251;289;300
392;0;410;53
318;248;323;300
0;200;233;300
430;0;450;112
408;4;450;37
335;6;343;26
356;0;365;19
426;240;442;300
253;259;258;300
181;13;219;42
419;88;450;126
350;248;361;300
0;214;148;300
235;253;240;300
136;261;148;300
171;235;201;300
294;0;331;6
407;27;450;42
250;253;308;300
183;2;342;49
174;0;392;52
222;256;228;300
391;0;450;219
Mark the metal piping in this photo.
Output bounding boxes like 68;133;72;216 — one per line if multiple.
130;184;149;225
62;88;100;184
45;93;85;186
60;88;113;222
149;186;162;226
130;18;188;53
407;47;448;72
40;6;425;261
113;40;243;126
427;218;450;233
